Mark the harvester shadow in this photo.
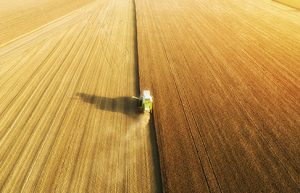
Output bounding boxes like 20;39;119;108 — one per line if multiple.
76;93;140;119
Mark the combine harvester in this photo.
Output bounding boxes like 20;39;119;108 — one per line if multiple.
132;90;153;113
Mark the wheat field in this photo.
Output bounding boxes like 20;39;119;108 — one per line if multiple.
136;0;300;192
1;0;299;192
0;0;161;192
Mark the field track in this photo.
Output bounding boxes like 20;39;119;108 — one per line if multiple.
275;0;300;10
0;0;161;192
136;0;300;192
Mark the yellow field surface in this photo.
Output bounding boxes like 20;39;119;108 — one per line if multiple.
275;0;300;9
0;0;160;192
1;0;299;192
0;0;96;45
136;0;300;192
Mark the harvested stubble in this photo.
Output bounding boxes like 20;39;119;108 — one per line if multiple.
0;0;160;192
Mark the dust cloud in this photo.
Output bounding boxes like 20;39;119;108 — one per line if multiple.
98;112;153;190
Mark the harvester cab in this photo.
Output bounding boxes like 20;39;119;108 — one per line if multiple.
132;90;153;113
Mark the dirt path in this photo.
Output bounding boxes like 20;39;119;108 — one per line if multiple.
0;0;161;192
136;0;300;192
